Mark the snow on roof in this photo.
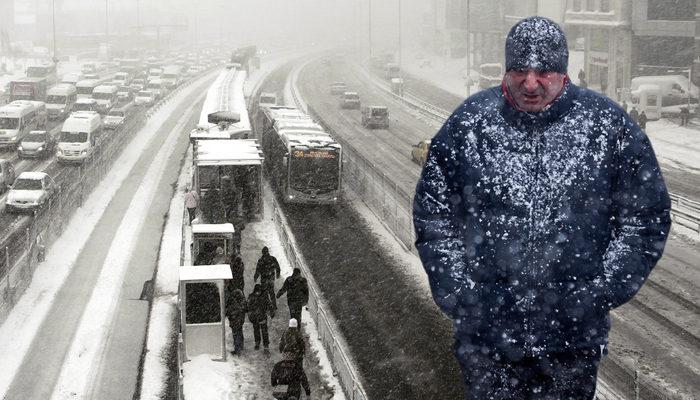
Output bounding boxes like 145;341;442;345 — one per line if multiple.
179;264;232;282
191;223;235;234
279;129;340;149
194;139;263;166
17;171;48;180
198;69;251;137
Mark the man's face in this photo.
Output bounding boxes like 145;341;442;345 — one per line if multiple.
504;69;567;112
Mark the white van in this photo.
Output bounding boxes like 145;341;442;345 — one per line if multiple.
76;79;100;99
57;111;102;164
112;72;131;86
92;84;118;114
46;83;78;120
146;79;165;99
0;101;46;149
630;75;699;106
631;84;662;121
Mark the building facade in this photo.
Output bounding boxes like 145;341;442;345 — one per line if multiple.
565;0;700;98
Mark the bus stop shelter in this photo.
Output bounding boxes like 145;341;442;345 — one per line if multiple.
179;264;232;362
193;139;264;220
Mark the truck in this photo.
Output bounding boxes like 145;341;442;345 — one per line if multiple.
26;64;58;86
161;65;183;89
9;77;49;102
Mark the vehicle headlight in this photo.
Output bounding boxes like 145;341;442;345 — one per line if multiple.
10;135;16;140
37;146;44;151
17;145;22;151
81;150;87;155
56;149;62;155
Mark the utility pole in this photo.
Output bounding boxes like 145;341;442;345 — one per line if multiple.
136;0;140;38
368;0;372;68
105;0;109;59
51;0;58;65
398;0;402;80
466;0;471;97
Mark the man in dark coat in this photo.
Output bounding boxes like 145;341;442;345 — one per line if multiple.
638;110;648;129
254;246;281;312
247;283;272;350
271;359;311;400
277;268;309;325
629;106;639;124
225;288;247;355
679;105;690;125
413;16;671;400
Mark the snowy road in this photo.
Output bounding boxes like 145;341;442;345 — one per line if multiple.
0;70;217;400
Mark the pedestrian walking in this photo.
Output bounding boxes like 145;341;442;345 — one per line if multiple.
279;318;306;364
680;106;690;125
621;100;628;112
639;110;648;130
247;283;272;350
413;16;670;400
254;246;281;312
225;288;247;355
577;68;585;83
629;106;639;124
600;75;608;95
202;183;223;224
277;268;309;325
184;187;199;224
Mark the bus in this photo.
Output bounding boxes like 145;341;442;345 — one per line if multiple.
9;77;48;102
259;106;342;205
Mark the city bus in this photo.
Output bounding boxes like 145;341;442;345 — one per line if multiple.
259;106;342;205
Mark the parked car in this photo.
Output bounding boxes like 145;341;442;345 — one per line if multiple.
330;82;347;95
339;91;361;109
5;171;59;213
17;130;57;158
411;139;431;166
0;159;16;193
134;90;155;106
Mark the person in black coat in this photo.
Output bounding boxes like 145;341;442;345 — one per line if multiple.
638;110;648;129
629;106;639;124
413;17;670;400
247;283;272;349
254;246;281;312
271;359;311;400
277;268;309;325
279;318;306;365
225;288;247;355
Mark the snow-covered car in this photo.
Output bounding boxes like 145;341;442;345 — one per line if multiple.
17;130;56;158
130;78;146;92
5;171;59;213
103;107;129;129
116;85;133;102
134;90;155;106
72;98;99;113
339;91;361;109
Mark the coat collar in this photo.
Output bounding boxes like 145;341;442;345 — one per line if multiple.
500;77;578;128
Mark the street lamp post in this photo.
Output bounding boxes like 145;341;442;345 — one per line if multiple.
105;0;109;59
398;0;402;83
368;0;372;69
51;0;58;65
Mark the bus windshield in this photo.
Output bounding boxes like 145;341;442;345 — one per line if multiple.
290;149;340;193
77;86;94;95
0;117;19;129
60;131;88;143
46;95;68;104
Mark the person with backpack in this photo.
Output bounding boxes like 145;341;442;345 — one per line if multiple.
247;283;272;350
254;246;281;312
279;318;306;365
277;268;309;325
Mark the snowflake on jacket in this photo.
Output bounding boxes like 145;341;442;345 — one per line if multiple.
413;81;671;358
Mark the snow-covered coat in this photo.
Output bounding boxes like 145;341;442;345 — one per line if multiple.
413;82;671;357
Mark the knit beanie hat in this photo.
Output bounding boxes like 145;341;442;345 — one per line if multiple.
289;318;298;328
505;16;568;74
